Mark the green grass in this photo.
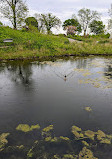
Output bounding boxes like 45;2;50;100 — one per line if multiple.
0;26;112;60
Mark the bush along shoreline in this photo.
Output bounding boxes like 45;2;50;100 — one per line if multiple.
0;27;112;61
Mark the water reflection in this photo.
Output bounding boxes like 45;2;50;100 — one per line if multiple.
0;56;112;158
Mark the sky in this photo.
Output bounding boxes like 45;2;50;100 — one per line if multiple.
0;0;112;33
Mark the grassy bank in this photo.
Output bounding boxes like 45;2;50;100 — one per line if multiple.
0;27;112;60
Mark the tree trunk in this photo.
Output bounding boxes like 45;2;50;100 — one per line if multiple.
84;29;86;37
12;0;17;29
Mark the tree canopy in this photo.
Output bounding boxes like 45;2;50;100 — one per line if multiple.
0;21;3;26
0;0;28;29
25;17;38;28
63;18;82;34
108;4;112;30
36;13;61;34
89;20;105;34
78;8;100;35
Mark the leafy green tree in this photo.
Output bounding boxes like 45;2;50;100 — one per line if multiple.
63;19;82;34
0;0;28;29
89;20;105;34
25;17;38;28
78;8;100;35
36;13;61;34
0;21;3;26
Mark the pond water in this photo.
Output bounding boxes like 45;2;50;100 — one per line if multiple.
0;56;112;159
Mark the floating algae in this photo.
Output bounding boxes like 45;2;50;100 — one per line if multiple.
2;123;112;158
50;137;58;142
79;147;98;159
60;136;70;141
0;133;10;150
84;130;96;140
42;125;54;139
16;124;40;132
85;107;92;112
72;126;84;139
45;137;52;142
96;130;112;144
74;68;92;77
54;154;76;159
72;126;82;132
82;141;89;147
27;148;33;158
78;77;112;89
62;154;76;159
71;125;112;146
42;125;53;132
45;136;69;142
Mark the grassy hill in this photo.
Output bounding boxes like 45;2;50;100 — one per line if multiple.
0;27;112;60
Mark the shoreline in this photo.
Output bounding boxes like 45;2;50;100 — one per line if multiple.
0;53;112;62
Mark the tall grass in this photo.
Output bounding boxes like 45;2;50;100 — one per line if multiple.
0;27;112;60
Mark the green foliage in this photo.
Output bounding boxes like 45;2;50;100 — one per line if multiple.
38;13;61;34
0;21;3;26
25;17;38;28
0;26;112;60
63;19;82;34
108;4;112;30
0;0;28;29
89;20;105;34
78;8;100;35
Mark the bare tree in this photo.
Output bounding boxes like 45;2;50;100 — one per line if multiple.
0;0;28;29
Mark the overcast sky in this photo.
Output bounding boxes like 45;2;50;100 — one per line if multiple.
27;0;111;20
1;0;111;33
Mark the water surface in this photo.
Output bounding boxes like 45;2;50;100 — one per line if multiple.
0;56;112;158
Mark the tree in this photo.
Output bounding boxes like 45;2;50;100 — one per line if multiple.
108;4;112;30
63;18;82;34
89;20;105;34
0;0;28;29
25;17;38;28
0;21;3;26
36;13;61;34
78;8;100;35
65;26;77;35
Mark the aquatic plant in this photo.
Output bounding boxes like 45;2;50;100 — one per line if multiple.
85;107;92;112
16;145;24;149
96;130;112;144
82;141;89;147
27;148;33;158
62;154;76;159
79;147;98;159
50;137;58;142
16;124;40;132
42;125;54;132
42;125;54;139
72;126;82;132
54;155;61;159
45;137;52;142
84;130;95;140
72;126;84;139
0;133;10;150
2;123;112;158
60;136;70;141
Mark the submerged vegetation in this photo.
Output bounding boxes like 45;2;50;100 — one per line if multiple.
0;26;112;60
1;123;112;159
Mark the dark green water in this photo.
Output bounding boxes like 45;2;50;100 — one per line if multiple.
0;56;112;159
